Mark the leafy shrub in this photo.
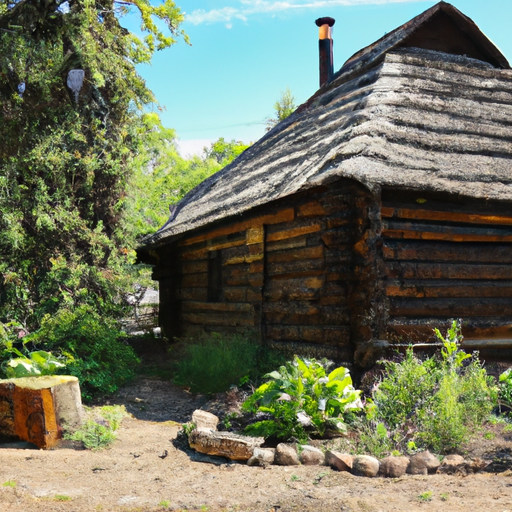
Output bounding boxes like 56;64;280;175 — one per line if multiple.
363;320;498;455
242;356;363;443
172;332;286;394
499;368;512;410
24;305;139;402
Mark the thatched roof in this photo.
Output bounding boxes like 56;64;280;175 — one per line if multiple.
142;2;512;249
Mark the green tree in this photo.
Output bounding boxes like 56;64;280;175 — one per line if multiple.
203;137;249;165
0;0;187;329
266;87;296;131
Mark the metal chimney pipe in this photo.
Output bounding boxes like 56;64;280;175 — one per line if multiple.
315;17;335;87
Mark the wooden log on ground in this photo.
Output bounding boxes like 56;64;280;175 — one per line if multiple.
0;376;84;449
189;430;264;461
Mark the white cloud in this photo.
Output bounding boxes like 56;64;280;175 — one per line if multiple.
186;0;427;25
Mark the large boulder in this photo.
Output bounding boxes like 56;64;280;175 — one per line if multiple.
0;376;84;449
407;451;441;475
299;445;325;466
275;443;300;466
352;455;380;477
325;451;353;472
379;456;410;478
188;430;264;461
191;410;219;431
247;447;275;466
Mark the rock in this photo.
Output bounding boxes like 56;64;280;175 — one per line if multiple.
325;451;353;472
188;430;263;461
407;451;441;475
299;445;325;466
247;447;275;466
438;454;468;475
352;455;380;477
275;443;300;466
191;410;219;431
379;456;410;478
0;376;84;449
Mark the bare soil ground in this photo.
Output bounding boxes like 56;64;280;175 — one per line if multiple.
1;341;512;512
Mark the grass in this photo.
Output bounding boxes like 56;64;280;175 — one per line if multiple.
417;491;433;502
172;332;286;394
2;481;16;488
54;495;72;501
64;405;128;449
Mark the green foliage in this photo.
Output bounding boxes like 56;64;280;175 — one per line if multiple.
417;491;433;503
172;332;281;394
266;87;296;131
24;305;139;401
499;367;512;409
5;350;66;378
0;1;185;384
203;137;249;166
363;320;498;455
243;356;363;442
64;405;127;449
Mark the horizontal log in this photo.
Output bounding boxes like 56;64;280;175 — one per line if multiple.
246;287;262;302
182;312;255;327
179;287;208;301
387;322;512;343
266;325;350;346
181;273;208;288
181;260;208;274
223;287;246;302
389;297;512;317
264;308;349;327
385;262;512;280
267;259;325;277
224;268;264;287
267;245;323;263
383;228;512;243
461;339;512;349
297;201;327;218
266;340;353;362
266;223;322;243
326;217;351;229
381;206;512;226
181;301;254;313
383;241;512;264
264;276;324;301
321;230;351;248
179;208;295;247
266;236;308;252
325;249;352;264
224;253;264;266
386;280;512;298
181;247;208;261
207;238;245;252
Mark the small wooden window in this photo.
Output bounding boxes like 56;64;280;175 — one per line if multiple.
207;250;222;302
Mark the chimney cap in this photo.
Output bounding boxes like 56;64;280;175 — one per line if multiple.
315;17;335;28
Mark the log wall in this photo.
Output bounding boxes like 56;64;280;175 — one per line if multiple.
382;189;512;347
155;180;375;360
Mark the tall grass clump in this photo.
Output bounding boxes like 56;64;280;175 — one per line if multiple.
359;320;498;455
172;332;286;394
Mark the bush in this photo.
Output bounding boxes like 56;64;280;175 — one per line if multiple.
242;356;364;443
24;305;140;402
362;320;498;455
172;332;285;394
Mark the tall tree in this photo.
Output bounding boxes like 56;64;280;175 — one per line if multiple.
266;87;296;131
0;0;187;328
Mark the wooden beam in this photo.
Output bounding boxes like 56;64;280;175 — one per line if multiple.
381;207;512;226
181;301;254;313
386;281;512;298
385;262;512;280
266;223;322;242
179;208;295;247
267;245;323;263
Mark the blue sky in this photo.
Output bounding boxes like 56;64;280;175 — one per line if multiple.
128;0;512;156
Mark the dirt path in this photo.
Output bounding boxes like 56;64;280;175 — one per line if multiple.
1;375;512;512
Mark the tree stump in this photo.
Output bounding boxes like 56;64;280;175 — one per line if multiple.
0;376;84;449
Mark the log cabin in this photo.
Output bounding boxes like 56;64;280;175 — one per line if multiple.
137;2;512;368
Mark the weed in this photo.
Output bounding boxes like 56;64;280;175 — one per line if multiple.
503;424;512;433
54;495;72;501
181;422;196;438
483;431;496;440
64;405;127;449
290;474;300;481
243;356;363;442
158;500;171;508
440;493;449;501
417;491;433;502
2;480;16;487
200;506;209;512
221;412;239;430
